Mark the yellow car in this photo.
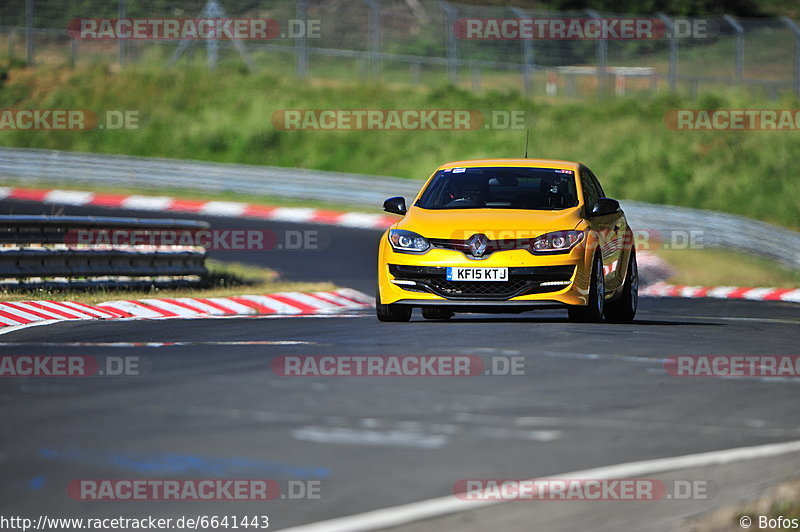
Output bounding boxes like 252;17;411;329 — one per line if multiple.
376;158;637;322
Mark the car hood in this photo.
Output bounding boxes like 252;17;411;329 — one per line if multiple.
396;206;584;240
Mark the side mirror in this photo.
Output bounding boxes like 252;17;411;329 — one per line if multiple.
383;196;407;216
590;198;621;217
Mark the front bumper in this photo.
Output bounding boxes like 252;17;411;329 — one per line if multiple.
389;264;575;300
378;243;592;307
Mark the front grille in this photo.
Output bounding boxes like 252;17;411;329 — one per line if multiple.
429;238;529;260
389;264;575;300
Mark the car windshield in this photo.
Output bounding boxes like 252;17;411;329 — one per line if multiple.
416;166;579;210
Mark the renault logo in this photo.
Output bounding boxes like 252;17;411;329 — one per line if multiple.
467;234;489;258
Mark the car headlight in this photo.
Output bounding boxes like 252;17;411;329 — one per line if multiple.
529;230;584;254
388;229;430;253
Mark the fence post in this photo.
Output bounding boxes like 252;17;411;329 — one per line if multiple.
70;39;78;68
365;0;381;80
658;13;677;91
7;29;14;60
470;64;481;91
586;9;606;95
782;16;800;98
410;62;421;85
723;14;744;83
296;0;309;78
511;7;533;94
25;0;34;66
566;74;576;97
440;1;459;85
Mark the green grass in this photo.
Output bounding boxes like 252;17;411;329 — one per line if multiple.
0;259;337;304
0;62;799;230
653;248;800;288
689;478;800;531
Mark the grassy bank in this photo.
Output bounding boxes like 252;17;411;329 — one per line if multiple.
652;248;800;288
0;62;799;229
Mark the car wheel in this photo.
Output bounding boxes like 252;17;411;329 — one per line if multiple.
421;307;453;320
567;253;605;323
375;287;412;322
603;248;638;323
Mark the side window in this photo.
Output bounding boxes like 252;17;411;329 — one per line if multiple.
587;168;606;198
579;167;600;210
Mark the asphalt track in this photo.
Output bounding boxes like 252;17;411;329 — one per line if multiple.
0;199;799;531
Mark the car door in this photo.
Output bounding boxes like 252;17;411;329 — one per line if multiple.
580;166;626;292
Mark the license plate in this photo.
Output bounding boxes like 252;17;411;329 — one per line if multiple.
446;267;508;281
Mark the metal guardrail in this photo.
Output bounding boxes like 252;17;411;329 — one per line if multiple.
0;147;420;207
0;147;797;271
621;202;800;271
0;213;209;286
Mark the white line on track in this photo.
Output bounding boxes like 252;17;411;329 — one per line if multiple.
0;313;369;336
673;314;800;325
0;320;62;336
281;438;800;532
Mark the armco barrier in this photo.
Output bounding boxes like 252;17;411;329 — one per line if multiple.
0;214;209;285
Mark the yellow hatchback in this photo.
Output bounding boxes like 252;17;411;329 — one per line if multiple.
376;158;638;322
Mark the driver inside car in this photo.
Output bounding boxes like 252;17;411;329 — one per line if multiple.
456;176;489;205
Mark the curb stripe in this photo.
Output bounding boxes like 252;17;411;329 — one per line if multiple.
0;304;40;322
0;291;373;328
304;292;348;307
0;309;29;325
9;189;48;202
28;301;88;319
204;298;255;315
234;295;304;314
266;294;318;313
137;299;201;317
642;282;799;303
1;302;69;321
62;301;120;318
2;186;395;230
228;296;278;315
90;193;127;208
187;298;236;315
159;298;211;314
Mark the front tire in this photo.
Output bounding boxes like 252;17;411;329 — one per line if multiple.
604;249;638;323
568;253;605;323
376;288;412;322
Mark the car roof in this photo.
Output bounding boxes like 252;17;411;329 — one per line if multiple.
438;158;581;171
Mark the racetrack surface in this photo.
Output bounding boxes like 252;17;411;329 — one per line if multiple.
0;199;799;530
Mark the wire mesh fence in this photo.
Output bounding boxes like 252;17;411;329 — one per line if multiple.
1;0;798;99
